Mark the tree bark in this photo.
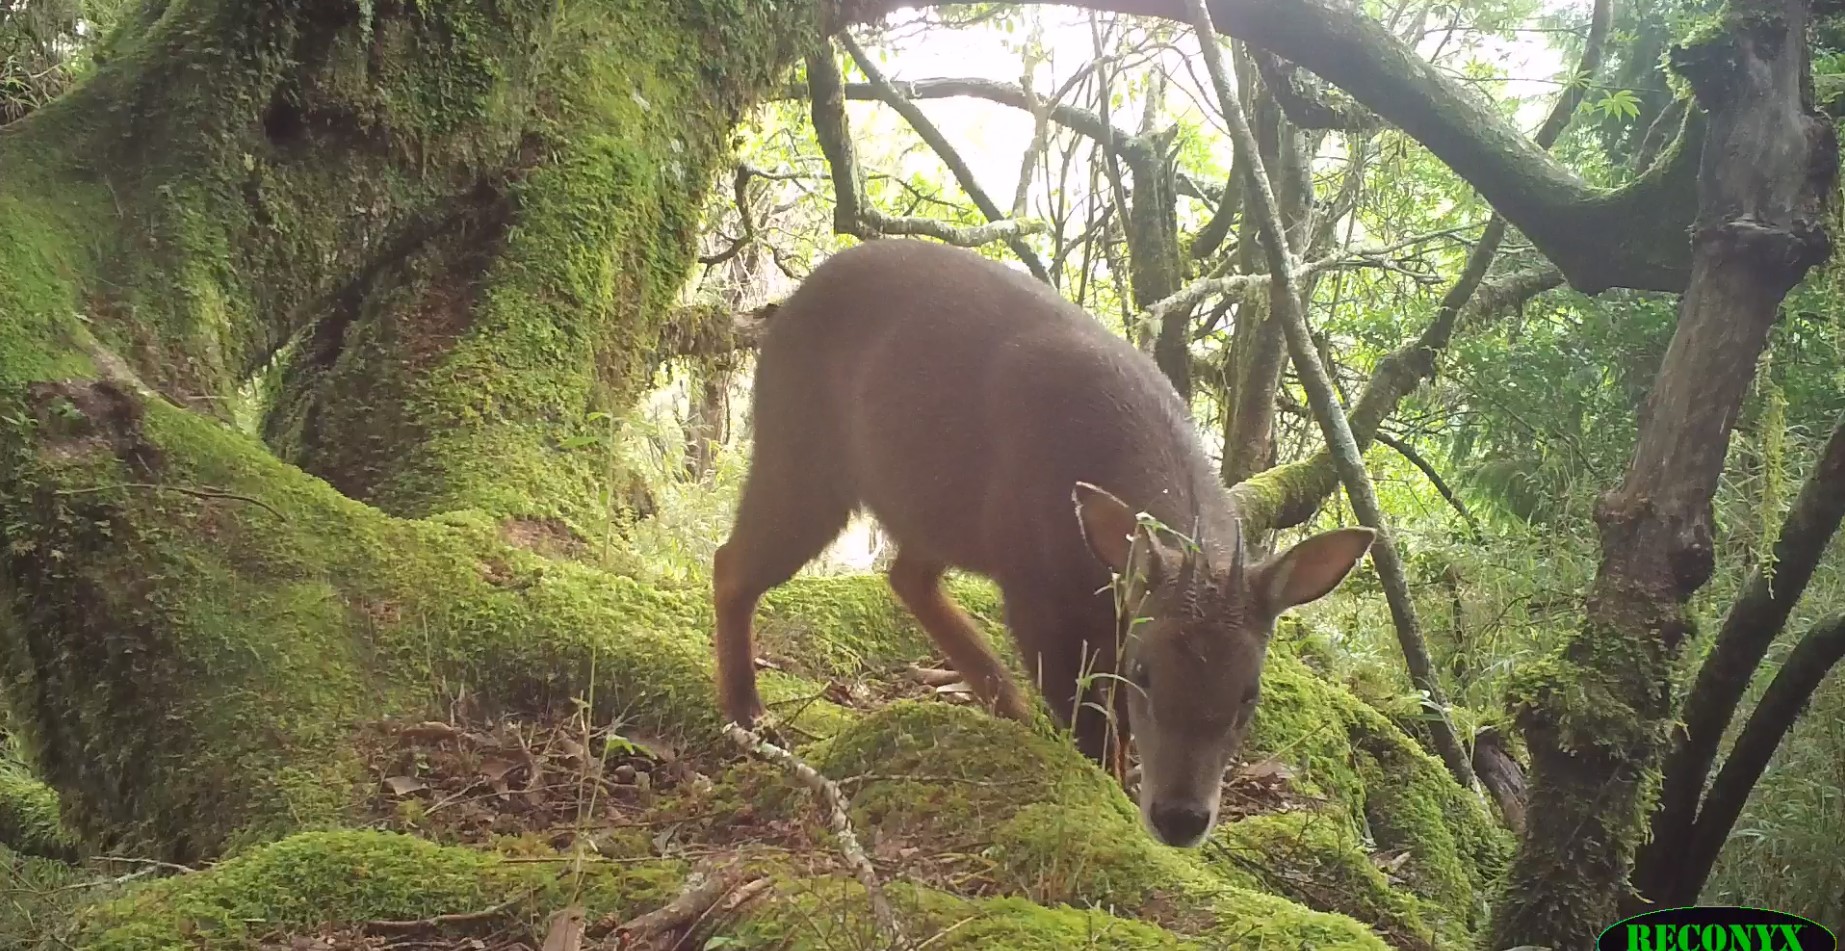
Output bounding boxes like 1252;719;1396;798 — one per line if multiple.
1671;615;1845;905
1488;0;1838;941
1630;413;1845;910
1220;47;1305;494
0;0;813;860
1472;725;1528;836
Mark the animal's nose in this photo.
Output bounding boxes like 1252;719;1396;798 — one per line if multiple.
1150;803;1212;846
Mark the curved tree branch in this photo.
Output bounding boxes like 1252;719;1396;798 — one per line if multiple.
1677;614;1845;902
1226;261;1563;533
1223;0;1606;534
789;76;1222;202
1250;51;1382;134
1493;0;1837;931
1375;431;1482;539
850;0;1701;293
1633;412;1845;908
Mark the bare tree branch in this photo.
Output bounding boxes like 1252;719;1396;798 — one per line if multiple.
805;43;1046;251
1220;0;1610;533
1679;614;1845;901
838;32;1052;281
848;0;1702;293
1182;0;1476;791
726;724;905;947
788;76;1222;203
1227;262;1563;532
1633;412;1845;908
1375;431;1482;538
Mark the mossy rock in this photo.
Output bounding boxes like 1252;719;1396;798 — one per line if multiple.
1212;811;1443;950
805;701;1393;949
1243;654;1512;931
51;828;1206;951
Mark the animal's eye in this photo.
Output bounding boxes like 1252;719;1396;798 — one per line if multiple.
1132;662;1152;691
1241;687;1260;707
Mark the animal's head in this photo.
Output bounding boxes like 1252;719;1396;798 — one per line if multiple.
1071;482;1374;848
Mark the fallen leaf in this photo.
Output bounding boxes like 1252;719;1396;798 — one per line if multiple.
1237;759;1297;783
908;665;964;687
541;905;585;951
383;775;429;796
399;721;462;744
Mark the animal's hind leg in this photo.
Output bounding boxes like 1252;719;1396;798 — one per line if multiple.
713;431;852;728
887;552;1031;721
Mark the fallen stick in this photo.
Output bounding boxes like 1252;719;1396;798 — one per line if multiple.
724;723;907;948
606;860;741;945
683;877;774;949
364;890;530;932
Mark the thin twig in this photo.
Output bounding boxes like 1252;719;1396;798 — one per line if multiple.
55;482;287;521
605;860;742;940
54;866;161;891
1182;0;1476;791
364;890;535;932
725;723;907;948
92;855;199;875
684;877;775;949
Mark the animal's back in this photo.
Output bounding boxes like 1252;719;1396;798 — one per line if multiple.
755;240;1208;583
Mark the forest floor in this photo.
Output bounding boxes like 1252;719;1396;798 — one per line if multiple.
240;656;1353;951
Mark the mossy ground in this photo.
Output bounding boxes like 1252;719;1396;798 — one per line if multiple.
0;507;1507;949
1;0;1512;947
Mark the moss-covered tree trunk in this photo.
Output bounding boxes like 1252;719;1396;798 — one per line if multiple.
0;0;815;861
1486;0;1837;942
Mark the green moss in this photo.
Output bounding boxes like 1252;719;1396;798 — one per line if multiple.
1211;812;1440;948
752;573;1007;680
0;751;77;861
0;844;91;950
4;0;816;531
805;702;1392;949
68;829;684;951
1240;655;1511;930
2;389;980;857
734;876;1192;949
0;188;101;390
255;0;815;528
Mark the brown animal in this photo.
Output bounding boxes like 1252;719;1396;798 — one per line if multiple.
712;239;1374;848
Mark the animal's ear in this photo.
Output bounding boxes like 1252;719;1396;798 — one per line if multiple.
1254;527;1375;613
1074;482;1149;574
1074;482;1183;585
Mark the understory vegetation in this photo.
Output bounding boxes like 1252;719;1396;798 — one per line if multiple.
1;0;1842;948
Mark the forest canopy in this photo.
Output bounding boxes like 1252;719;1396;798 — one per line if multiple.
0;0;1841;949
